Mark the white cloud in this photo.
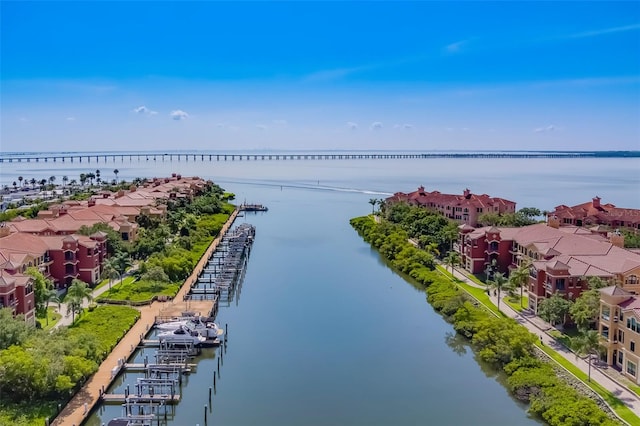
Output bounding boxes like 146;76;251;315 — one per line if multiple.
256;124;267;130
170;110;189;121
370;122;383;130
133;105;158;116
445;39;469;54
567;23;640;39
534;125;556;133
215;123;225;128
19;117;28;123
272;119;288;126
346;122;358;130
66;117;76;122
403;123;413;129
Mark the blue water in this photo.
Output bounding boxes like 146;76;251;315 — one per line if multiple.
2;155;638;425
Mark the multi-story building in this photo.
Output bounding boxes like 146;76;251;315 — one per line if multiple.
548;197;640;231
0;174;212;320
599;286;640;382
386;187;516;227
458;222;640;312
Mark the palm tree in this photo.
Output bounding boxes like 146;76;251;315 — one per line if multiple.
113;169;119;182
95;169;101;186
443;250;460;276
30;178;36;189
113;251;133;282
62;175;68;189
12;181;17;191
79;173;87;187
489;272;508;312
368;198;377;214
571;330;603;382
66;279;93;323
43;288;60;326
18;176;23;188
102;258;120;290
509;260;531;308
87;172;96;186
48;175;56;186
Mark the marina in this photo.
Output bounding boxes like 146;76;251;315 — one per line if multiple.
94;221;257;425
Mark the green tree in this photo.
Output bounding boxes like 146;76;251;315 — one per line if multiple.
66;279;93;323
569;276;608;331
488;272;509;312
113;251;133;282
538;293;573;327
43;288;60;326
571;330;603;382
101;257;120;290
25;267;54;316
0;309;33;350
368;198;377;214
509;261;531;308
443;250;460;275
113;168;119;181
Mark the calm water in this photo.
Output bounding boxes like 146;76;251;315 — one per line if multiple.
2;156;639;425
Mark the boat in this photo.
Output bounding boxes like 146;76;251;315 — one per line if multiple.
155;316;223;339
157;325;206;346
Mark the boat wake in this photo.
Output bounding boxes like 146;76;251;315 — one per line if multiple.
215;178;392;196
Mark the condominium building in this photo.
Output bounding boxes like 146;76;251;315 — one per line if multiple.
548;197;640;231
599;286;640;383
0;174;212;320
386;187;516;227
457;222;640;312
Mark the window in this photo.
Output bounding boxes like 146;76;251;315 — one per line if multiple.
602;306;611;321
556;279;566;291
628;318;638;333
602;326;609;340
627;360;637;377
627;275;639;285
618;351;624;365
632;341;636;353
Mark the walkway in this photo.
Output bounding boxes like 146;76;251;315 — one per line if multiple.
447;266;640;421
51;209;238;426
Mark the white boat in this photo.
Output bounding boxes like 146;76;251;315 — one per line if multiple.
155;317;223;339
157;325;206;346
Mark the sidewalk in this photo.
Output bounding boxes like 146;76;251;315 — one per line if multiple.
447;266;640;420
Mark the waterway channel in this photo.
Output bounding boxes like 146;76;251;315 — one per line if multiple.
86;181;543;426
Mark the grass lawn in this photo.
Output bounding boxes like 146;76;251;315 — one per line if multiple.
536;342;639;425
37;307;62;331
97;278;180;303
504;294;529;313
436;265;505;318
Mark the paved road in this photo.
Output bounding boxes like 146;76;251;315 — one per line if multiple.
448;266;640;421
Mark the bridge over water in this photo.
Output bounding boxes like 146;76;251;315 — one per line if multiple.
1;150;637;164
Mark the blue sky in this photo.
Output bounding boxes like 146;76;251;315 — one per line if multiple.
1;1;639;152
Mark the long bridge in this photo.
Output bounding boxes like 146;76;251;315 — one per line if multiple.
0;150;637;163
